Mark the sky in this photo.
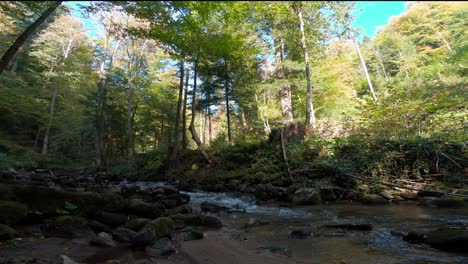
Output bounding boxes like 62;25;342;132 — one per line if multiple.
64;1;408;40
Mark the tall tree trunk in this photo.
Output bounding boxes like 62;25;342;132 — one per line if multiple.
182;66;189;149
42;84;58;155
170;59;185;162
188;62;210;163
274;35;294;124
127;86;134;157
351;32;378;103
375;46;389;81
294;3;316;130
0;1;62;74
224;76;232;143
160;114;165;146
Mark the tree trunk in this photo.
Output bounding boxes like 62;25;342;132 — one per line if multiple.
188;62;210;163
42;84;58;155
294;3;316;129
351;32;378;103
127;85;134;157
208;93;212;143
170;59;185;162
0;1;62;74
375;46;389;81
224;76;232;143
274;35;294;124
182;66;189;149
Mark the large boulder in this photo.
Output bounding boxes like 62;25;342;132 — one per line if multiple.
90;232;116;247
126;199;162;219
291;188;321;205
112;227;136;243
426;226;468;253
131;217;175;247
254;183;286;201
169;213;222;229
124;218;151;232
145;238;177;256
0;224;16;240
95;212;127;227
0;200;28;225
360;194;388;205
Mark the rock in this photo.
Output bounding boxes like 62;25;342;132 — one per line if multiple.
390;229;407;237
399;192;418;200
200;201;229;214
145;238;176;256
95;212;127;227
90;232;116;247
360;194;388;205
121;185;140;197
161;199;178;209
288;227;313;239
184;230;204;241
418;189;445;197
41;217;95;239
429;197;466;208
0;200;28;225
291;188;322;205
131;217;175;247
87;220;112;233
325;224;373;231
124;218;151;232
254;183;286;201
60;255;81;264
320;188;338;202
163;204;192;216
112;227;136;243
0;224;16;240
403;231;427;244
169;214;222;229
127;199;162;219
380;190;393;200
426;226;468;253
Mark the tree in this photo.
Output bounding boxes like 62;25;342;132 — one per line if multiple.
0;1;62;74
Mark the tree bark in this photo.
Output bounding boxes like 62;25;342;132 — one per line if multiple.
182;66;189;149
351;32;378;103
170;59;185;162
0;1;62;74
224;75;232;143
274;35;294;124
294;3;316;129
188;62;210;163
42;84;58;155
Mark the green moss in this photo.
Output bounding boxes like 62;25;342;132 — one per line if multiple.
145;217;175;238
0;200;28;225
0;224;16;240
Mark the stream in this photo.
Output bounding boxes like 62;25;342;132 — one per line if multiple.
128;181;468;264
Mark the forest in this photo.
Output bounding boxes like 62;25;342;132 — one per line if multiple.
0;1;467;263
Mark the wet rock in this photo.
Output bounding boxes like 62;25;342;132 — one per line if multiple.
324;224;373;231
426;226;468;253
121;185;141;197
145;238;176;256
0;224;16;240
403;231;427;244
169;214;222;229
0;200;28;225
163;204;192;216
112;227;136;243
131;217;175;247
428;197;466;208
90;232;116;247
95;212;127;227
161;199;178;209
390;229;407;237
360;194;388;205
291;188;322;205
87;220;112;233
200;201;229;214
183;230;204;241
380;190;393;200
418;189;445;197
124;218;151;232
126;199;162;219
288;227;313;239
60;255;81;264
254;183;286;201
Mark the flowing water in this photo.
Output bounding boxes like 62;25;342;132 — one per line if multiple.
102;181;468;263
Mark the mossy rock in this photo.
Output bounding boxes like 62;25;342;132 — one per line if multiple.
430;197;466;208
169;213;222;229
0;200;28;225
0;224;16;240
52;215;87;224
360;194;388;205
426;226;468;253
145;217;175;238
